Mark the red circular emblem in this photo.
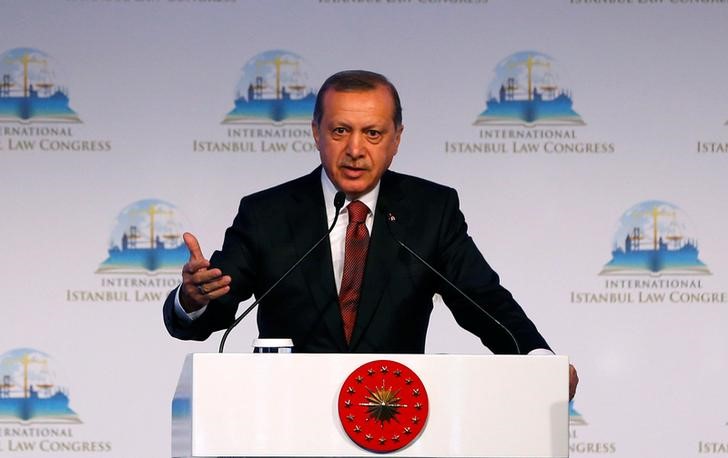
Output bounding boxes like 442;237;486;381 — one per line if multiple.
338;360;429;453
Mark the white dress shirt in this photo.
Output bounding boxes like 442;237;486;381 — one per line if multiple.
320;168;379;294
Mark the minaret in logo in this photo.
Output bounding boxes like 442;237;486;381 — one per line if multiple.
0;348;80;423
474;51;583;126
600;200;710;276
223;49;316;124
97;199;188;274
0;47;80;123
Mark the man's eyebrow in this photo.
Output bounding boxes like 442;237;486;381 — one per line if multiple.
330;120;352;129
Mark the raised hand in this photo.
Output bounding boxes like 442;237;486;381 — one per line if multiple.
179;232;231;312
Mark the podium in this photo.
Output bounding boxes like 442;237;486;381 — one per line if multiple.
172;353;569;457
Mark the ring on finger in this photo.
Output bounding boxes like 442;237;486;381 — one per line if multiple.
197;284;207;295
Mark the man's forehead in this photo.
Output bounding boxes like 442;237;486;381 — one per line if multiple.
321;88;396;119
323;85;391;101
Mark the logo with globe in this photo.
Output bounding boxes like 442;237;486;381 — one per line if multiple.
600;200;710;276
570;401;587;426
474;50;583;126
223;49;316;124
0;348;80;423
97;199;188;274
0;47;80;123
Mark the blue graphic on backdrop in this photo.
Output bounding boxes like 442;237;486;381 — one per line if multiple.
223;49;316;124
600;200;710;276
0;48;80;123
97;199;188;274
0;348;80;423
474;51;583;126
569;401;587;426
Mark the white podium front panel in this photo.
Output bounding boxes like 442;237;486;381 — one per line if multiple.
172;353;568;458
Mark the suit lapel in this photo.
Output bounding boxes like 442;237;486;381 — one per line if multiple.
349;171;408;351
288;168;348;352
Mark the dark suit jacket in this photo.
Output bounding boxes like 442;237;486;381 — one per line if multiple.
163;167;550;354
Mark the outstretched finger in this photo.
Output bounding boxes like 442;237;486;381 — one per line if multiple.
183;232;205;262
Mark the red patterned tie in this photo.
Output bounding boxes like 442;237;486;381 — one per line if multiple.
339;200;370;344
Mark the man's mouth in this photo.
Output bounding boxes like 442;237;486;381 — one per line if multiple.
341;165;367;178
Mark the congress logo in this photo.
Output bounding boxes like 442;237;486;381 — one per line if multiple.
569;401;587;426
223;49;315;125
0;48;80;123
600;200;710;276
96;199;188;274
474;51;583;127
568;402;617;454
0;348;80;424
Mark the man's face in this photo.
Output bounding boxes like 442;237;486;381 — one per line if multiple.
312;86;403;199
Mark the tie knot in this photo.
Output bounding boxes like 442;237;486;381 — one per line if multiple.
347;200;369;224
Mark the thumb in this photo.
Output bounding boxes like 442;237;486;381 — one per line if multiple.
183;232;205;261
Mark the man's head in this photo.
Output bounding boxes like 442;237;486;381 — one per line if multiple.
312;70;404;199
313;70;402;129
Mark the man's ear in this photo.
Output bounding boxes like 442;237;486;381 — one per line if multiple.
312;120;320;149
393;124;404;153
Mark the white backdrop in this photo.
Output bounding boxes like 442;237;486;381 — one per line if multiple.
1;0;727;456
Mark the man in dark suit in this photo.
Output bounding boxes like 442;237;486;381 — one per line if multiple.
163;70;578;397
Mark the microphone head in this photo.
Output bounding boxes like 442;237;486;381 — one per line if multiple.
334;191;346;210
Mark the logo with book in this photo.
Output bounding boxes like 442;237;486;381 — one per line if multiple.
474;51;583;127
66;199;185;303
569;401;587;426
0;48;80;123
193;49;318;153
97;199;188;274
223;49;315;125
568;402;617;454
0;348;80;424
445;51;613;155
570;200;724;306
600;200;710;276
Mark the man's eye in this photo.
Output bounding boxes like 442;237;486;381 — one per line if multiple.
366;130;381;138
333;127;346;135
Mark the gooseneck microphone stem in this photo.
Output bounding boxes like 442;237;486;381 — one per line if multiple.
384;211;521;355
218;191;346;353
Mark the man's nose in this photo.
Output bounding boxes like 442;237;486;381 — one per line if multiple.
346;134;365;157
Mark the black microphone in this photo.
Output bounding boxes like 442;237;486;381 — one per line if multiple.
381;205;521;355
218;191;346;353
